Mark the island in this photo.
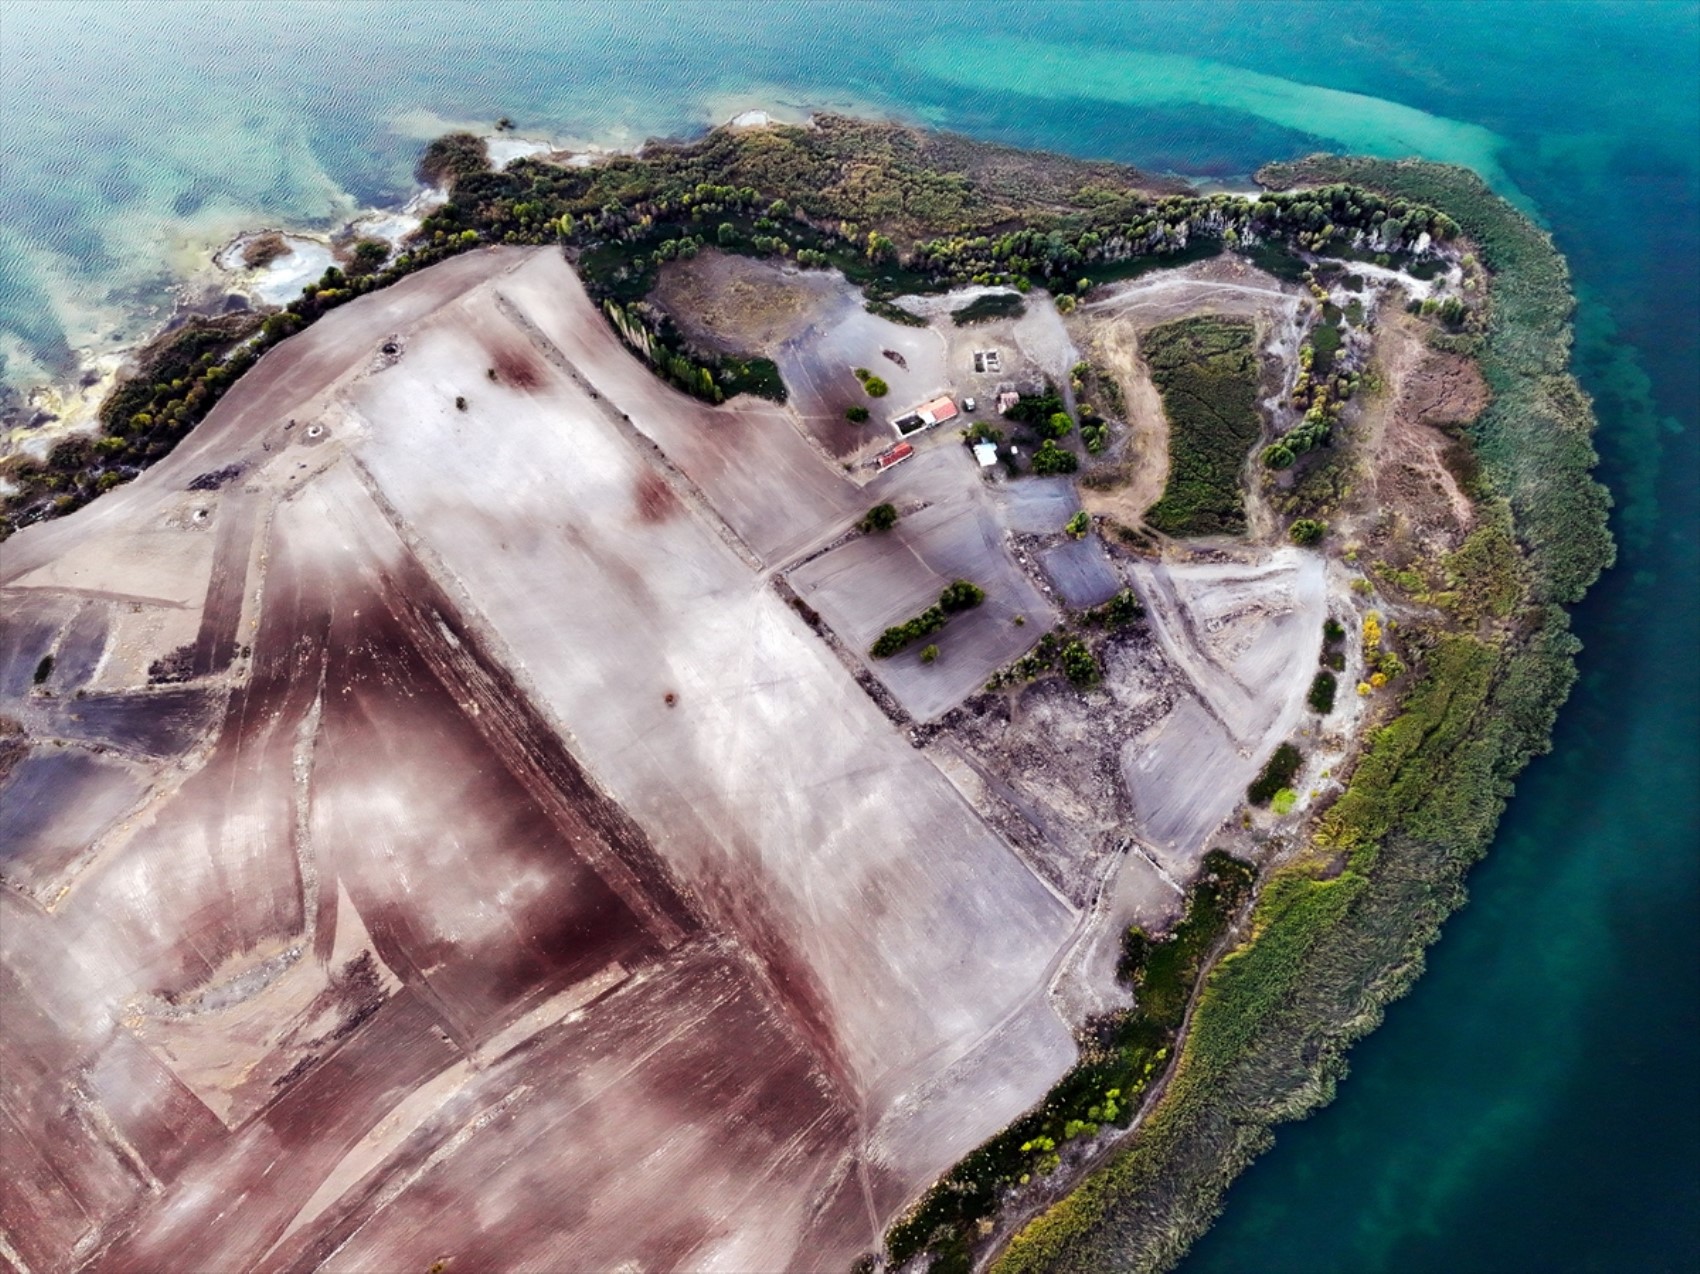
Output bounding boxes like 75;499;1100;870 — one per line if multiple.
0;116;1611;1274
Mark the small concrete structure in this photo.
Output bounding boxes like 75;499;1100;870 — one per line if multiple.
973;442;999;469
890;394;961;438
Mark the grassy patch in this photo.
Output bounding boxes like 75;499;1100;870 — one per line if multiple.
1311;318;1344;376
1081;235;1224;285
860;503;898;533
952;291;1026;325
866;297;929;327
1141;317;1262;537
1240;239;1310;282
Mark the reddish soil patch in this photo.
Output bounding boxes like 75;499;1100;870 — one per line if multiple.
489;343;544;391
633;470;682;524
1401;345;1490;428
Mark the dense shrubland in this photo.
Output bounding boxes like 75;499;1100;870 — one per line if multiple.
1140;318;1263;536
983;589;1143;692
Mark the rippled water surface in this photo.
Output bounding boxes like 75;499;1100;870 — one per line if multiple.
2;2;1695;1268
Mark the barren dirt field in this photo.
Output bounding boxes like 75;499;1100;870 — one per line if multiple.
0;248;1086;1272
1348;307;1487;553
0;239;1411;1272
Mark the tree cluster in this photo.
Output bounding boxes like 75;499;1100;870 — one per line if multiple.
869;579;984;658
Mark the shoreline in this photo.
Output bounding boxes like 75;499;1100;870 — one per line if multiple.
0;120;627;463
0;97;1237;465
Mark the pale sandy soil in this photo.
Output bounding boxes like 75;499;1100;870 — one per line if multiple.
0;243;1431;1274
0;247;1077;1272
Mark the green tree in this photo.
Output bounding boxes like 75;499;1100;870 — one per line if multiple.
1289;518;1327;545
347;239;390;276
1060;639;1098;687
1032;439;1078;475
861;502;898;532
939;579;985;612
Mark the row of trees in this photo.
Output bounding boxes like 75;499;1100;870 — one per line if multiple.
869;579;985;658
907;184;1458;290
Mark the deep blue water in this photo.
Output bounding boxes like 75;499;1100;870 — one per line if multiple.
2;3;1695;1269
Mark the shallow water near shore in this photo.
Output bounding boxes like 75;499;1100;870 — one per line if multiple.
3;1;1695;1268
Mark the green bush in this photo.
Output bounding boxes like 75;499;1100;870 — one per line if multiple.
1065;511;1090;539
861;502;898;532
1082;589;1145;629
1001;385;1065;427
864;375;889;398
1247;742;1302;806
920;644;940;664
1307;670;1338;713
846;404;870;423
1032;439;1079;475
416;131;490;186
1060;639;1099;687
1289;518;1327;546
939;579;986;612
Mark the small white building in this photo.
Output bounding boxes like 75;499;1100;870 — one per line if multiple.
973;441;999;469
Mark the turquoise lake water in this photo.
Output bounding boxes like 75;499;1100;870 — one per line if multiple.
2;2;1694;1268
